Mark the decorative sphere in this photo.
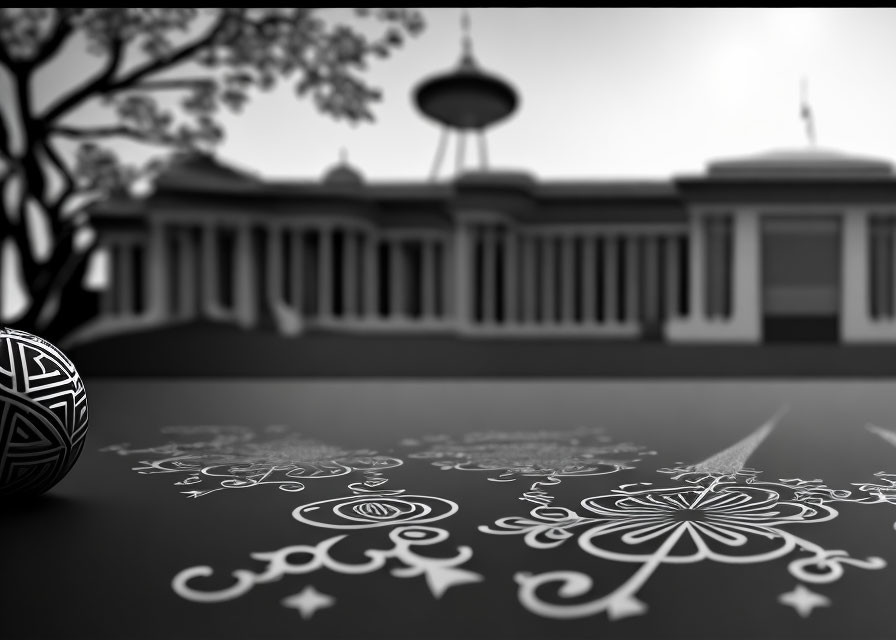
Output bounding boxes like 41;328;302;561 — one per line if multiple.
0;328;88;498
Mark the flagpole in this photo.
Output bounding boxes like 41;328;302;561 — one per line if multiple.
800;75;816;147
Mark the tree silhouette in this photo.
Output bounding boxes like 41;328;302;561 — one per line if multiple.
0;8;425;340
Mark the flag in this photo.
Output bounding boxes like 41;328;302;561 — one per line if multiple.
800;77;816;146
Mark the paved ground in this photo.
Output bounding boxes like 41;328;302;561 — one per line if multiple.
67;322;896;377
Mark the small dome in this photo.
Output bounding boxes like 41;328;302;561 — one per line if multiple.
322;162;364;186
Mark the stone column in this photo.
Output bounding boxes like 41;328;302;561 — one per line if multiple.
690;215;707;321
730;210;760;337
841;209;873;340
266;225;284;312
643;235;658;323
318;227;333;321
389;238;405;319
504;231;517;325
422;239;438;320
521;235;536;324
440;238;453;321
582;235;595;323
201;223;221;318
177;229;198;320
664;235;680;319
561;234;575;323
292;229;304;317
234;222;256;328
625;236;640;323
118;243;133;317
603;236;617;323
454;223;472;330
541;236;555;324
146;221;169;321
364;234;379;319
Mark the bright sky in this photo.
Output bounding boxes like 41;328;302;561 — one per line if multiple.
209;7;896;181
7;7;896;320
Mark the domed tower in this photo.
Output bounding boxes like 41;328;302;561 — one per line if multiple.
413;11;519;180
321;150;364;188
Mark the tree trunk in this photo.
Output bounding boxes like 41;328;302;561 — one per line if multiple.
10;241;97;343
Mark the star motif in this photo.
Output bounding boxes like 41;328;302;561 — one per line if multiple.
607;594;648;621
423;566;484;598
281;586;335;620
778;585;830;618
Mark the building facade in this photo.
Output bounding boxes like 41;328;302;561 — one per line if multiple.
75;147;896;347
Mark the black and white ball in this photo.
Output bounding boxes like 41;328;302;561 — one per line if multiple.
0;328;89;498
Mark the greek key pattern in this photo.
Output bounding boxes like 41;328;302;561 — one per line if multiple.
0;328;88;496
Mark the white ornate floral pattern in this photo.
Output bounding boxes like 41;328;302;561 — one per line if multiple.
406;428;649;481
172;525;483;603
506;477;885;620
293;493;459;529
102;425;402;497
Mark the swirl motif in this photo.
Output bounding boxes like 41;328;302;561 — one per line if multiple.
494;477;887;620
172;525;483;604
406;428;649;481
293;494;458;529
102;425;402;498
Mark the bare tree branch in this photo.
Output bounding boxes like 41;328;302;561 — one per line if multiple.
41;37;125;123
1;7;425;339
30;11;75;68
0;104;12;160
40;139;75;216
53;125;152;140
133;77;217;92
52;124;184;148
98;14;234;99
0;32;16;71
8;192;38;281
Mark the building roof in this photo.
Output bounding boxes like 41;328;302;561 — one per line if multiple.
154;151;262;193
707;147;895;179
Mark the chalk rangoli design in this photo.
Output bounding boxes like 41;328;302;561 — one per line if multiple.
404;427;651;512
796;423;896;534
0;328;89;497
111;414;896;622
480;408;888;620
123;426;484;612
102;425;402;498
281;586;335;619
172;525;483;605
405;427;649;481
293;493;459;530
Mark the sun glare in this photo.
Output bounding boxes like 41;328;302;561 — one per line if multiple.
766;8;825;71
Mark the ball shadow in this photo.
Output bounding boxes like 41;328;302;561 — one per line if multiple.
0;492;87;517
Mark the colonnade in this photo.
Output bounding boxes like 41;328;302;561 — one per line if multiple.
100;222;455;336
81;201;896;346
464;224;689;332
97;218;701;338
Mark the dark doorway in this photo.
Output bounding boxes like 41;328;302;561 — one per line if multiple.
761;216;840;343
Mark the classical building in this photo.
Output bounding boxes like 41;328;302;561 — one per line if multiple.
76;146;896;347
72;25;896;348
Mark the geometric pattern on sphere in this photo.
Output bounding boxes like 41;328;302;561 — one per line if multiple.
0;328;89;497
